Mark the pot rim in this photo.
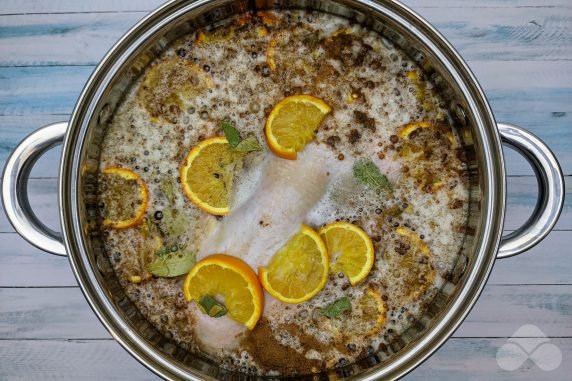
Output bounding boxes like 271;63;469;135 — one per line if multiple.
59;0;505;379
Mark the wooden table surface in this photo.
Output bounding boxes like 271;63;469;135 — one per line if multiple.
0;0;570;379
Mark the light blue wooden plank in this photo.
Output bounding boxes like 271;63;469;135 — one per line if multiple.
468;61;572;90
0;114;568;178
0;288;107;339
456;285;572;337
0;183;570;287
1;62;569;113
0;176;569;235
0;66;93;115
411;7;572;61
0;0;570;16
0;234;75;287
1;8;570;66
0;178;60;233
0;13;144;66
408;338;572;380
499;112;572;176
1;112;568;178
0;339;159;380
504;176;571;231
1;63;569;175
1;231;569;287
0;64;570;111
0;176;570;234
0;337;569;380
2;285;569;339
488;88;572;112
0;0;163;14
406;0;572;6
0;177;569;288
1;231;570;287
0;115;65;178
488;231;572;285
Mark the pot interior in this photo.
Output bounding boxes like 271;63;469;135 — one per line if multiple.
68;0;498;379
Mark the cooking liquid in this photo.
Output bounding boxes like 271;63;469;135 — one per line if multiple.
98;10;469;376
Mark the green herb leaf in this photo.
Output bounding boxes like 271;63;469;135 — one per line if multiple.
320;297;352;318
221;121;241;148
145;216;158;236
161;177;176;205
154;245;170;257
221;121;263;153
198;295;228;318
146;250;196;277
353;159;392;194
234;136;262;153
162;208;190;238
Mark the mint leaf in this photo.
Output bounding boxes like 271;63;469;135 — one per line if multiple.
221;121;263;152
221;121;241;148
198;295;228;318
146;249;195;277
234;136;262;153
320;297;351;318
353;159;391;194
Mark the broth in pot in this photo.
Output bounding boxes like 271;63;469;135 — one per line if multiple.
97;10;469;376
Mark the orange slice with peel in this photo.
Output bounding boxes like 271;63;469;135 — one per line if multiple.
259;224;329;303
137;57;212;123
180;136;241;216
100;167;148;229
396;226;430;255
183;254;264;330
393;227;436;299
398;120;455;145
359;288;386;335
264;95;332;160
319;222;375;286
398;121;437;139
195;29;235;45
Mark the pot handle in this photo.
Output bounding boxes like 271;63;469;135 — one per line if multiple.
498;123;565;259
1;122;68;256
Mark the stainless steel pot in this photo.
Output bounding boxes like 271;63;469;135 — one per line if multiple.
2;0;565;379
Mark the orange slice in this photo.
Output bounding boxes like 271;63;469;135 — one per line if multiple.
393;227;436;299
259;224;329;303
180;136;241;215
395;226;430;256
264;95;332;160
100;167;148;229
398;121;436;139
359;288;386;335
137;57;213;123
319;222;375;286
195;30;234;45
183;254;264;330
398;120;455;144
